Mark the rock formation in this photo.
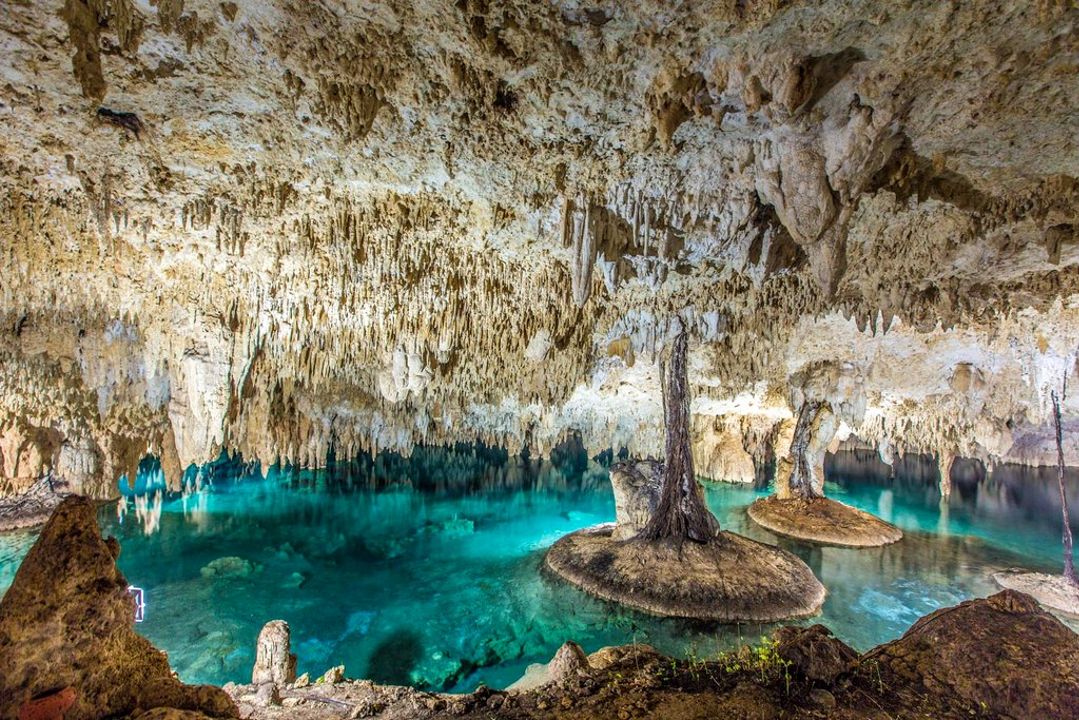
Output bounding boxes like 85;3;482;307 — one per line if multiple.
607;459;662;540
226;589;1079;719
252;620;298;687
0;496;237;720
0;1;1076;496
4;496;1078;720
748;362;904;546
545;326;826;621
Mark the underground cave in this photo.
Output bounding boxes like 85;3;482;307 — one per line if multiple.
2;1;1079;719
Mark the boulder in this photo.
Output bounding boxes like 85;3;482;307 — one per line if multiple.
0;496;237;720
864;589;1079;719
317;665;346;684
548;641;590;684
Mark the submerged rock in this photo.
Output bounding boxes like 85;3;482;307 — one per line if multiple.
201;556;259;579
0;496;237;720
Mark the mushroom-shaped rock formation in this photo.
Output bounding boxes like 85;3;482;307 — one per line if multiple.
748;364;902;547
545;328;825;622
0;496;237;720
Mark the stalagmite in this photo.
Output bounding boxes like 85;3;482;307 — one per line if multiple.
252;620;298;687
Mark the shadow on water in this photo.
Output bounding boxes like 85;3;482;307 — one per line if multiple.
365;630;424;685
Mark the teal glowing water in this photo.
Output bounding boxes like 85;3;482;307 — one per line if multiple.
1;448;1076;693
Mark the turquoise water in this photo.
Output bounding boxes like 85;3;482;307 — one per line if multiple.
1;446;1077;693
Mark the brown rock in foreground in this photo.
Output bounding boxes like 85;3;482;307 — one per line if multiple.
858;589;1079;720
0;496;237;720
227;591;1079;719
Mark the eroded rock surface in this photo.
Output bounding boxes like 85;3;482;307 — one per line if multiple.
747;495;903;547
544;525;827;622
0;496;237;720
252;620;298;687
861;589;1079;719
227;591;1079;720
0;1;1076;495
608;459;663;540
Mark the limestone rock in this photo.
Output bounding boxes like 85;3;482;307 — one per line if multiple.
317;665;346;685
251;620;297;686
0;496;237;720
993;571;1079;619
547;641;590;684
608;460;663;540
0;0;1077;501
865;590;1079;719
252;682;280;708
508;641;591;691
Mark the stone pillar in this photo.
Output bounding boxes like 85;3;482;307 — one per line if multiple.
252;620;297;686
778;401;837;499
609;460;663;540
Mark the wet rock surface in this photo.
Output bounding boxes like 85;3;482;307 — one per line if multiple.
0;496;237;720
747;495;903;547
544;525;827;622
226;590;1079;719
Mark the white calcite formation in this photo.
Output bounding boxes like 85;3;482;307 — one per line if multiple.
0;1;1077;498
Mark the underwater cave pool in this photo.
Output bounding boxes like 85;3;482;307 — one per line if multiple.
1;447;1078;693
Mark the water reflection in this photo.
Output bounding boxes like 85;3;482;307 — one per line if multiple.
0;445;1076;693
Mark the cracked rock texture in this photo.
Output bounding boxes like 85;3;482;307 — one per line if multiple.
1;0;1077;496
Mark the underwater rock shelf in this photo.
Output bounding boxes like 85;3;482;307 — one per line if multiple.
747;496;903;547
544;524;826;622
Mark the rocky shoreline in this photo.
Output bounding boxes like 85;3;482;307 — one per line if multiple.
1;497;1078;719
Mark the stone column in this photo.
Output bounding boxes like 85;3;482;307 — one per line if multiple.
777;401;837;499
252;620;297;686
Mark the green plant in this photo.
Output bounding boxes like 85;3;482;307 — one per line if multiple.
713;636;792;690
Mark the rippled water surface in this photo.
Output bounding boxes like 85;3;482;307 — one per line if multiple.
1;447;1077;692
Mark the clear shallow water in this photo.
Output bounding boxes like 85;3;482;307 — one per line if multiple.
1;446;1077;693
